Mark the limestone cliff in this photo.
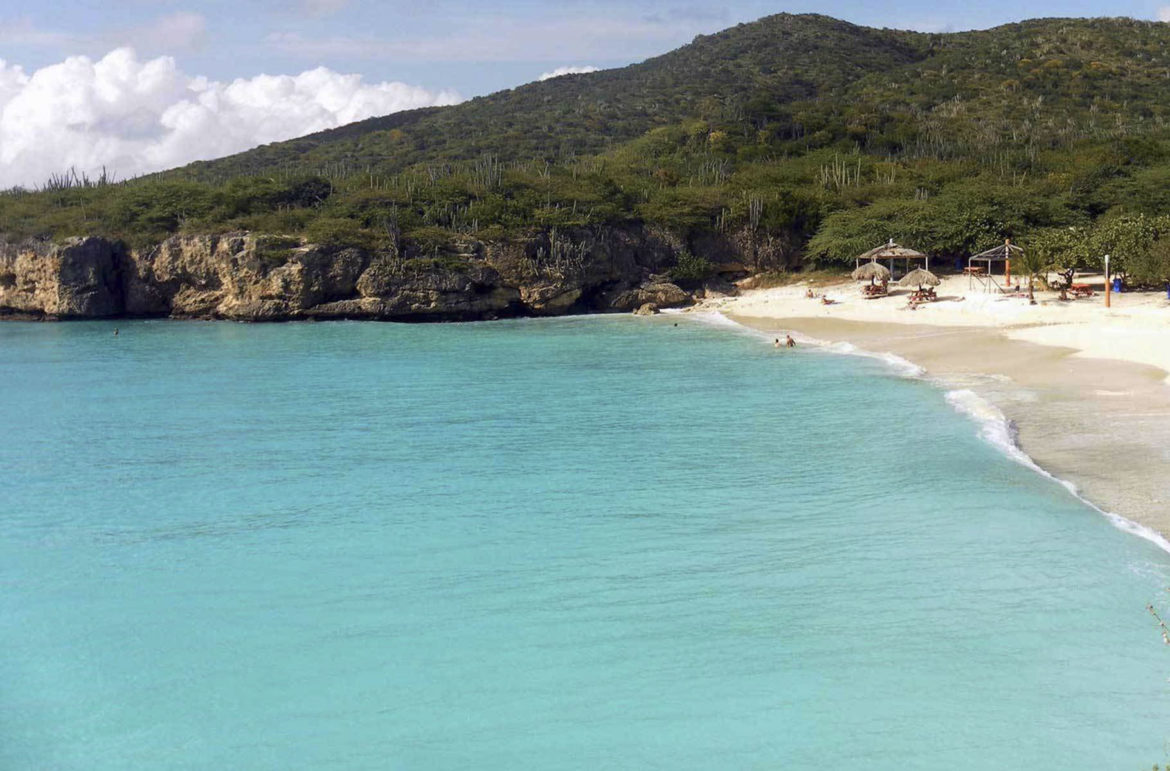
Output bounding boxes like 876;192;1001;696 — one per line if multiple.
0;226;756;321
0;238;125;318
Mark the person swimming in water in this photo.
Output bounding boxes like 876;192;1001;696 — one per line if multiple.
773;338;781;348
785;335;796;348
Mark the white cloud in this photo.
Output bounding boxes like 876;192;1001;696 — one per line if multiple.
0;61;26;105
0;48;462;188
1159;6;1170;22
538;65;601;81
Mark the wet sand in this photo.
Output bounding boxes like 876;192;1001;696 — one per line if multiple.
728;315;1170;538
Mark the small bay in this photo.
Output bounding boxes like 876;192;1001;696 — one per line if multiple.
1;316;1168;769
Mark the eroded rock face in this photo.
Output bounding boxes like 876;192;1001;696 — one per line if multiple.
0;237;124;318
0;226;710;322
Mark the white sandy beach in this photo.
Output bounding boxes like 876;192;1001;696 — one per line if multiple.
694;274;1170;537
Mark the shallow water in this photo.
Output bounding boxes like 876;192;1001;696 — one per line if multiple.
2;316;1169;769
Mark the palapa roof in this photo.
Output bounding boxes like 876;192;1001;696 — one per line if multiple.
971;241;1024;262
898;268;941;287
856;239;928;262
852;261;892;281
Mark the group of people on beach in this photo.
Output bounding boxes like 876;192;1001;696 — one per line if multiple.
806;288;835;305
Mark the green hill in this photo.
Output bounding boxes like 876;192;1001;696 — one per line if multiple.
8;12;1170;282
168;14;926;180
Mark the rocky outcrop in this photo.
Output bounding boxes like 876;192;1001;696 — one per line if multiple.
692;276;740;300
0;238;125;318
0;225;731;322
601;278;691;313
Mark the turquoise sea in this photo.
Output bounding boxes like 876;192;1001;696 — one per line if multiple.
2;315;1169;769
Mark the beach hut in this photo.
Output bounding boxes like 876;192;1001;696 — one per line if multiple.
968;239;1023;293
852;260;892;298
854;239;931;276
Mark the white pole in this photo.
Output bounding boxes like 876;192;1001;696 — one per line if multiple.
1105;254;1111;309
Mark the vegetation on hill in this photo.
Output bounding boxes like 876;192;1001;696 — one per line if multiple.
7;13;1170;283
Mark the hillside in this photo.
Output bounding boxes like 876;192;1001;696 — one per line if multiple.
165;14;1170;183
168;14;927;181
7;13;1170;320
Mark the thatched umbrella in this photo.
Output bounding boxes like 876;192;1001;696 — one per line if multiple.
852;261;891;285
855;239;930;272
858;242;927;263
898;268;941;290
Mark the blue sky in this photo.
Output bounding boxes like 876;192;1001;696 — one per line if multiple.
5;0;1168;97
2;0;1169;186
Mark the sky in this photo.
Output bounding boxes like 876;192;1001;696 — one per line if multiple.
1;0;1169;187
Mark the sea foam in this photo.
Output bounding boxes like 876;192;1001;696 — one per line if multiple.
695;310;1170;556
944;388;1170;555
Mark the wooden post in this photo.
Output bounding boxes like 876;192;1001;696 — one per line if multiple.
1004;238;1012;288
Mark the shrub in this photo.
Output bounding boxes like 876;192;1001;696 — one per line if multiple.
671;250;715;282
303;217;373;250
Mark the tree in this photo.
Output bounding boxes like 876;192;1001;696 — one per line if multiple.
1013;246;1050;303
1126;237;1170;288
1028;228;1093;299
1088;214;1161;278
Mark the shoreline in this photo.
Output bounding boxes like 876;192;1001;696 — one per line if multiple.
691;278;1170;541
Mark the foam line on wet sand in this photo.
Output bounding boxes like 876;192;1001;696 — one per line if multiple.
680;309;1170;556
